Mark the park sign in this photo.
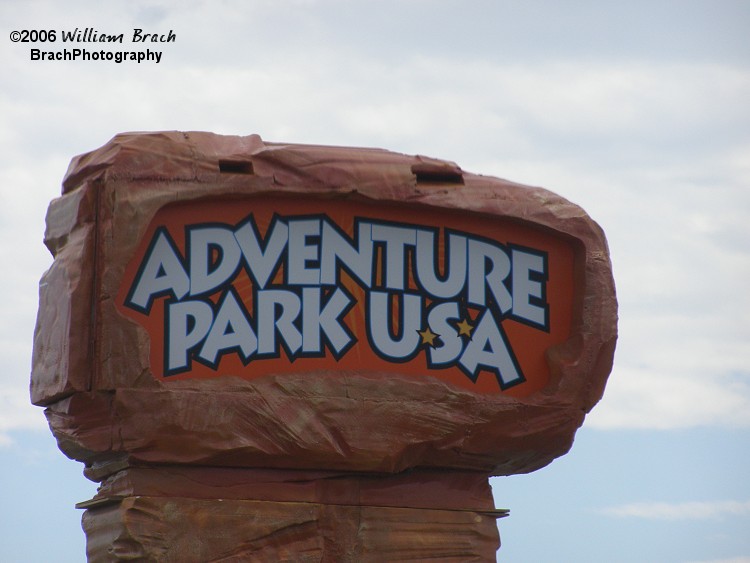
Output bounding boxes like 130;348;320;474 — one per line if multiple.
32;132;616;559
118;196;574;395
32;130;616;476
32;131;616;476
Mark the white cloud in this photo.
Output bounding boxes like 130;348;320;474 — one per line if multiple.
0;388;48;446
601;500;750;521
587;368;750;430
0;153;68;446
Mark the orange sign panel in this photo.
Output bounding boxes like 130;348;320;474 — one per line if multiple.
117;197;574;396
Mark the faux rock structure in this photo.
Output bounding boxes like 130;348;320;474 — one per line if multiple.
32;132;617;561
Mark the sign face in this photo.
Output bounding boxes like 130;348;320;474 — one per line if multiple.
117;198;575;396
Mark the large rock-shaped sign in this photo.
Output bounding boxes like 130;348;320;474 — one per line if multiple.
32;132;617;560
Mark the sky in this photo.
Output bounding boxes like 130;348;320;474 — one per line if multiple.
1;0;749;561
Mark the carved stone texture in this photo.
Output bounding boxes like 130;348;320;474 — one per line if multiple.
32;131;617;479
82;495;502;562
78;467;505;561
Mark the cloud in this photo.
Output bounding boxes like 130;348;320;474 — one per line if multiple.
586;368;750;430
0;156;63;446
601;500;750;521
0;387;48;447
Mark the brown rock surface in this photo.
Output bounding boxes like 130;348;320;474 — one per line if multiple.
32;131;616;476
32;131;617;560
82;495;502;562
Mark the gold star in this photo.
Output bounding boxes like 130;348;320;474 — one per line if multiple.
418;326;439;347
456;318;474;338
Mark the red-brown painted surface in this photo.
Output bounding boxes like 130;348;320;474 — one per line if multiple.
32;132;617;561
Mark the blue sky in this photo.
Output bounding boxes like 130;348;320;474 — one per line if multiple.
1;1;749;561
